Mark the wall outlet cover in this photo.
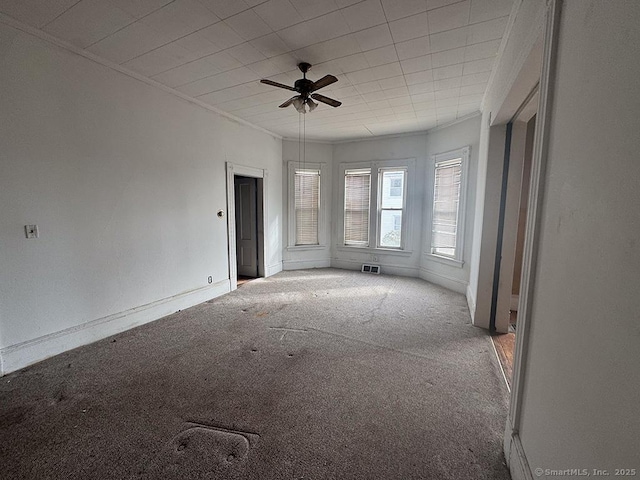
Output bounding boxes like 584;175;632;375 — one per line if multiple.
25;225;39;238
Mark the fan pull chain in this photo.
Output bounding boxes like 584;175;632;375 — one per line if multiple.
298;111;302;172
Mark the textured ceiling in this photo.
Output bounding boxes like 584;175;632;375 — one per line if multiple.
0;0;514;141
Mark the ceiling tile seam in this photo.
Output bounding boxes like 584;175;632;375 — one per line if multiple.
83;0;181;50
207;0;272;20
188;62;412;98
154;53;291;88
377;0;469;23
106;15;228;66
278;0;372;32
433;16;508;39
468;15;510;30
161;35;393;89
377;0;411;92
218;86;370;112
190;51;496;100
0;13;283;141
148;18;395;84
163;0;388;74
426;0;469;14
184;57;398;96
267;0;390;53
395;21;509;53
39;0;83;29
107;7;506;84
190;70;364;100
237;99;401;120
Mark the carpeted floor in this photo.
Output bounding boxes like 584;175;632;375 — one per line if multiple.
0;269;510;479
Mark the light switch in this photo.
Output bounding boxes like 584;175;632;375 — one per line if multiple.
25;225;39;238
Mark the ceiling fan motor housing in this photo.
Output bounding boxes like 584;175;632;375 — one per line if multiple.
294;78;314;97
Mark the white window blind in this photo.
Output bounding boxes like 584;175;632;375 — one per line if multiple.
344;170;371;246
295;170;320;245
431;159;462;257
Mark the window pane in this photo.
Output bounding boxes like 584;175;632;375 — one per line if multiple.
380;170;404;208
431;160;462;257
295;171;319;245
379;210;402;248
344;171;371;245
378;169;405;248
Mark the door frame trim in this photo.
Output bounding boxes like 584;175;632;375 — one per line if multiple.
226;162;268;291
508;0;561;435
499;3;561;478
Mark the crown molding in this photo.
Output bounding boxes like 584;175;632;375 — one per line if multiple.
282;137;334;145
425;111;482;134
331;129;429;145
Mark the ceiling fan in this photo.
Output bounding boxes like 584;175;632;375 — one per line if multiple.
260;62;342;114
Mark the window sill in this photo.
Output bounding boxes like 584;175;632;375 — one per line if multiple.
287;245;327;251
337;245;414;257
424;253;464;268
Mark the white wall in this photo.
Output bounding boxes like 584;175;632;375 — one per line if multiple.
282;140;333;270
517;1;640;475
467;109;491;318
421;116;481;294
470;123;507;329
0;22;283;374
330;133;428;277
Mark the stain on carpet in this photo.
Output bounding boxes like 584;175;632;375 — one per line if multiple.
142;423;259;478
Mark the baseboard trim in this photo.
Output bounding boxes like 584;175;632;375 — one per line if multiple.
466;284;477;321
266;262;283;277
419;267;468;294
283;259;331;270
0;280;230;376
331;258;420;277
504;422;534;480
510;294;519;311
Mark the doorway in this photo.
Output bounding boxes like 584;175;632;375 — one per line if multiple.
492;110;537;389
234;176;259;282
226;163;267;291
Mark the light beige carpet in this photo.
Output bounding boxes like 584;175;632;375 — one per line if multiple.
0;269;510;479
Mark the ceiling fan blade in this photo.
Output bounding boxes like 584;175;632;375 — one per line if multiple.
261;79;296;91
310;74;338;91
279;96;299;108
311;93;342;108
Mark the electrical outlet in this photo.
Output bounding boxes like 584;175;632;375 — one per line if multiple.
208;276;213;284
25;225;39;238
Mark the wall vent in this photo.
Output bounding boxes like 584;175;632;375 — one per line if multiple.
361;264;381;274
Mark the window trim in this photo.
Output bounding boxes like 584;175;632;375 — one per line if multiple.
287;161;326;250
339;158;416;252
376;167;408;250
426;146;470;267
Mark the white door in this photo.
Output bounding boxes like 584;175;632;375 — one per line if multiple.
235;177;258;277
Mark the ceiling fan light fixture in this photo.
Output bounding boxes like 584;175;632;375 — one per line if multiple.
292;96;305;113
260;63;342;114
